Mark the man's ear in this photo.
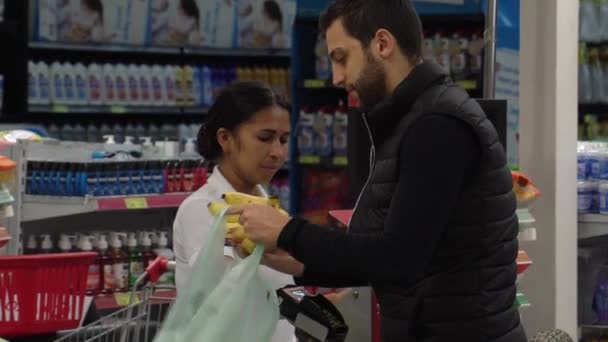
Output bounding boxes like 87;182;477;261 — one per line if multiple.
373;28;398;59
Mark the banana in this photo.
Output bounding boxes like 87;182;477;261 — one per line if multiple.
207;202;240;223
224;222;256;254
222;192;273;206
240;239;257;254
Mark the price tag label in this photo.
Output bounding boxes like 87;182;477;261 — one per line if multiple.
456;80;477;90
125;197;148;209
110;106;127;114
52;105;69;113
299;155;321;165
303;79;327;88
333;156;348;166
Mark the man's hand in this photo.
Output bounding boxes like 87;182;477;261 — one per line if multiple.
262;249;304;277
227;204;291;250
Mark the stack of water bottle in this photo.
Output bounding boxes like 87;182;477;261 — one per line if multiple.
578;142;608;214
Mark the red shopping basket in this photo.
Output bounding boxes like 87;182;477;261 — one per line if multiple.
0;252;97;337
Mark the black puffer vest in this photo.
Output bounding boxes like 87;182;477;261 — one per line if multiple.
349;61;526;342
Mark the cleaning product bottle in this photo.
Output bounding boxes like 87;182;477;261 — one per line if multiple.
138;65;152;106
192;66;203;107
50;61;65;104
58;234;74;253
63;62;77;105
25;235;38;254
297;106;316;156
115;64;128;105
183;65;195;106
28;61;39;105
40;234;54;254
97;234;112;294
80;235;100;295
74;63;89;105
87;123;100;142
174;65;185;106
127;233;144;287
154;232;174;284
141;233;156;269
103;63;117;105
314;33;331;79
151;64;165;106
163;65;177;106
37;61;51;105
88;63;103;105
333;101;348;157
109;233;129;292
127;64;141;106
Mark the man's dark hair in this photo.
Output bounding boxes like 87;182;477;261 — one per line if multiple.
319;0;423;62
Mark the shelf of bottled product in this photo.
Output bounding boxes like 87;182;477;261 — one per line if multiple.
578;214;608;240
29;41;291;59
21;192;192;222
28;104;209;116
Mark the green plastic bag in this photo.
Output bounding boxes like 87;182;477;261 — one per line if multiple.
155;209;280;342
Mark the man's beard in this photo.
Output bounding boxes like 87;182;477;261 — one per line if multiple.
352;50;388;110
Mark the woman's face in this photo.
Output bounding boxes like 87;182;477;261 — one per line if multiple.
220;105;290;186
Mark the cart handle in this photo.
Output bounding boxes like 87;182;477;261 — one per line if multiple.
146;256;176;283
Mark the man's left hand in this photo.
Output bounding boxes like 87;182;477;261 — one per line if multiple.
227;204;291;250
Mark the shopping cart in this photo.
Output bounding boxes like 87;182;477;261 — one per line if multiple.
54;256;176;342
0;252;98;338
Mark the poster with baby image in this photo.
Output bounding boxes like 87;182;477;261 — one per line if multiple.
57;0;149;45
149;0;206;47
236;0;296;49
197;0;237;48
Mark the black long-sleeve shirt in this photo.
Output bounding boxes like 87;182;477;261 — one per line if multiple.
278;114;482;289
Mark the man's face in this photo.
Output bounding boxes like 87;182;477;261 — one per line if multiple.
326;19;388;109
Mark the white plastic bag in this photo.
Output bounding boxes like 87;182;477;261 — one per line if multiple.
155;209;279;342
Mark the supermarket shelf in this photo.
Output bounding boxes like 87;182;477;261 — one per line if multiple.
29;41;181;55
579;214;608;240
22;193;191;221
579;103;608;115
28;104;207;116
183;46;290;58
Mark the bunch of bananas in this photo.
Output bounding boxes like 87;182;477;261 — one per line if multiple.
208;192;288;254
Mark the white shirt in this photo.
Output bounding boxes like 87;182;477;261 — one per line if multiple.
173;166;295;342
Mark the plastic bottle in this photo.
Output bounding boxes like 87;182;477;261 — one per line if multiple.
127;233;144;287
161;122;178;141
164;65;177;106
63;63;77;105
141;233;156;269
201;65;213;106
79;236;100;295
112;123;125;144
151;64;165;106
127;64;141;106
139;65;152;106
175;65;185;106
25;235;38;255
37;61;51;105
73;122;87;142
297;106;316;156
134;122;147;144
28;61;39;105
74;63;89;105
580;43;593;104
124;122;137;142
58;234;74;253
154;232;174;284
148;124;161;143
40;234;54;254
87;124;101;142
314;33;331;79
88;63;103;105
600;181;608;215
61;122;75;142
103;63;117;105
333;101;348;156
183;65;195;106
98;235;114;293
115;64;129;105
50;61;65;104
109;234;129;292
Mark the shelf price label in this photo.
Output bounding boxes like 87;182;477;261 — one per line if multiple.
114;292;139;306
110;106;127;114
125;197;148;209
303;79;328;88
299;155;321;165
52;105;69;113
456;80;477;90
333;156;348;166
